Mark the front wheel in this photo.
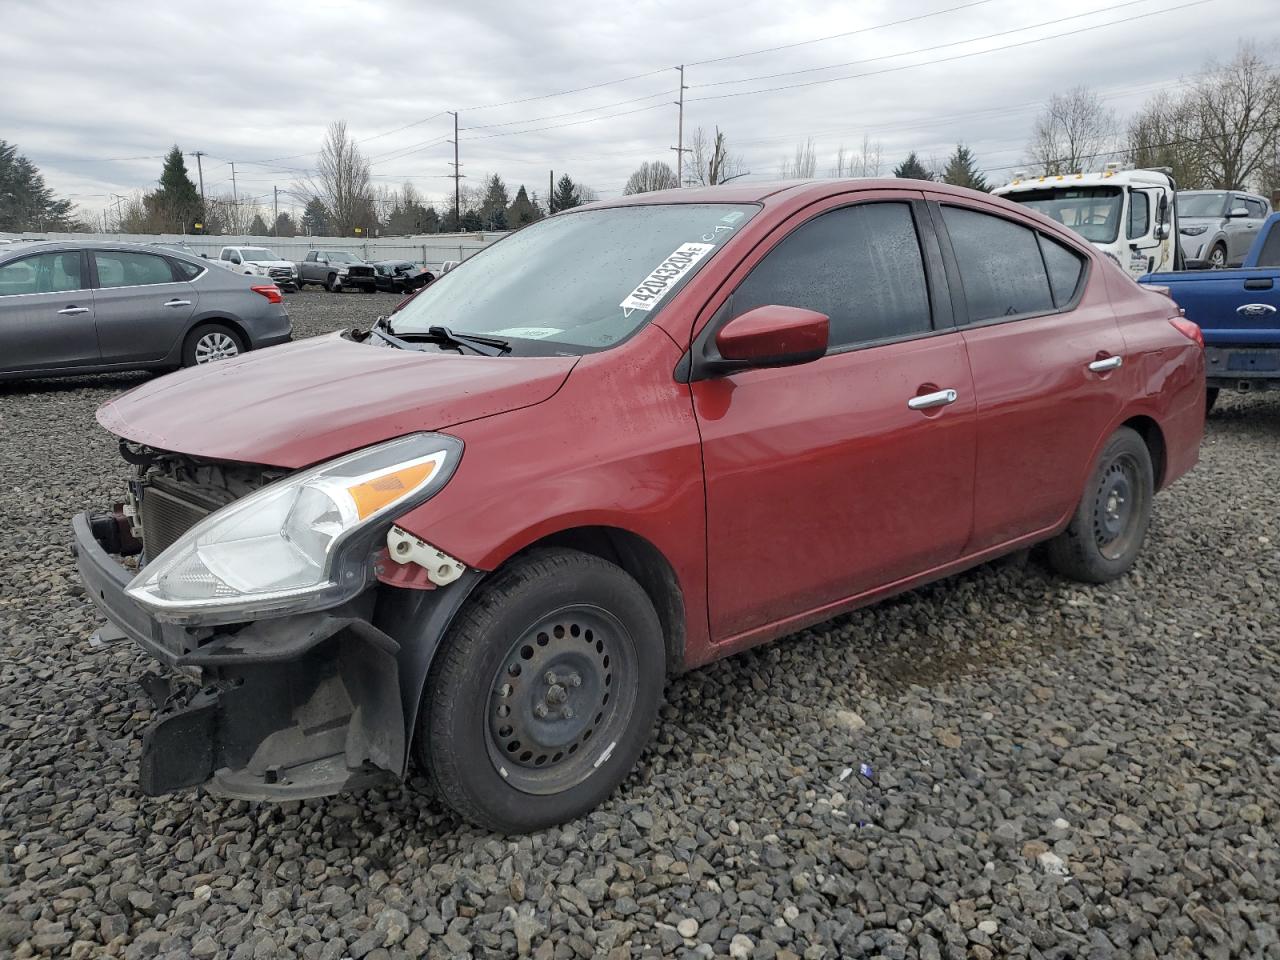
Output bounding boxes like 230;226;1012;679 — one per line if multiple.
1208;243;1227;269
327;273;343;292
417;548;665;833
1045;426;1154;583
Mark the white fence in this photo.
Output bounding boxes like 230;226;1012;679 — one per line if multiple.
0;230;505;270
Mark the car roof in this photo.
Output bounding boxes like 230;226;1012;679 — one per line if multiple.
584;178;1001;209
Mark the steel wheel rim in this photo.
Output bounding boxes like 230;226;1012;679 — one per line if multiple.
194;332;239;363
1092;452;1144;560
484;604;639;796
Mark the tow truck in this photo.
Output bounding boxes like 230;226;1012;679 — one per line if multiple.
993;164;1181;278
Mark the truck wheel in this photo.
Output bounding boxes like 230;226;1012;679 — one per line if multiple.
1205;387;1219;415
1208;243;1227;269
327;273;342;292
1045;426;1153;584
182;323;244;367
417;548;665;833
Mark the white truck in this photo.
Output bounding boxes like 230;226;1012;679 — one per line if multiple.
217;246;299;290
992;164;1181;277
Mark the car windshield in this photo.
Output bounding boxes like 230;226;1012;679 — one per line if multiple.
1177;192;1227;218
325;251;361;263
239;248;280;261
1011;187;1123;243
390;203;758;354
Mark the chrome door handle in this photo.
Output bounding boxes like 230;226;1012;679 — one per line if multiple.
56;306;89;316
907;388;958;410
1088;356;1123;373
163;299;192;307
1237;303;1277;317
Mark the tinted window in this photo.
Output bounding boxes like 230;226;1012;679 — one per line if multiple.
729;202;931;349
0;251;84;296
1038;235;1086;307
94;251;176;288
1127;191;1150;239
1245;198;1268;219
1257;224;1280;267
942;207;1054;322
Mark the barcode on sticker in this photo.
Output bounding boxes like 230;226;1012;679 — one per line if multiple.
620;242;714;312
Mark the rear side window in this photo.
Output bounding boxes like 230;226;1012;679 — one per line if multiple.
942;206;1054;322
172;259;204;280
730;202;931;349
93;251;177;288
1245;198;1269;219
0;251;84;296
1127;191;1150;239
1038;235;1086;307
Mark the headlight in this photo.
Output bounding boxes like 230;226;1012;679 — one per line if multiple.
1180;224;1209;236
127;433;462;624
338;267;350;275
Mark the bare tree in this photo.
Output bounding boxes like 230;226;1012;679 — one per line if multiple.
830;134;883;177
1188;43;1280;190
688;127;748;186
1126;90;1205;188
299;121;374;235
779;138;817;178
623;160;678;195
1027;86;1119;175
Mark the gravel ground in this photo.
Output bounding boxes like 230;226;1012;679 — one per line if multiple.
1;289;1278;960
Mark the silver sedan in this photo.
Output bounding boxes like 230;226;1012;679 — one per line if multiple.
0;240;291;381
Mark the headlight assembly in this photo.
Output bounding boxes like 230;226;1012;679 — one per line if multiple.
127;433;462;624
1179;224;1209;236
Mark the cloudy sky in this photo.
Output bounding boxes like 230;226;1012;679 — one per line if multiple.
0;0;1270;221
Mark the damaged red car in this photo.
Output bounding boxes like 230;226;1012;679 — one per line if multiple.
74;180;1204;832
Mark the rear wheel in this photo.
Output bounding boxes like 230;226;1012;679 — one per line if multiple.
182;323;244;367
1046;426;1153;583
1205;387;1220;415
417;548;665;833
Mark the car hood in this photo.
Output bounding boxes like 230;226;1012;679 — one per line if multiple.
97;333;578;468
1177;216;1222;224
245;259;293;267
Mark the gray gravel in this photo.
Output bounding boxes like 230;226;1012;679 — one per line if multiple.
1;289;1278;959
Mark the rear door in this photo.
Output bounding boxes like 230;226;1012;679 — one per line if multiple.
693;191;977;642
930;196;1127;551
90;249;198;363
0;250;99;373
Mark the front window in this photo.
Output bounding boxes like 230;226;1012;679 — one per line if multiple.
324;251;361;264
1177;192;1227;218
238;248;280;261
1127;191;1150;240
1011;187;1123;244
391;203;758;354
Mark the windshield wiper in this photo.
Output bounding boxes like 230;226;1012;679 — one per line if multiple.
372;317;510;356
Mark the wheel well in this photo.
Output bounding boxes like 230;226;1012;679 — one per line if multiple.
514;526;687;673
188;317;249;349
1122;415;1167;489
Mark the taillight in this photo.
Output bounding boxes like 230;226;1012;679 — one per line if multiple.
251;284;283;304
1170;317;1203;349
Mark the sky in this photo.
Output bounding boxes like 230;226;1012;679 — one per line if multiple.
0;0;1271;223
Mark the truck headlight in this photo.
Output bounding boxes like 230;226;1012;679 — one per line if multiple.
127;433;462;624
1180;224;1209;236
338;267;350;276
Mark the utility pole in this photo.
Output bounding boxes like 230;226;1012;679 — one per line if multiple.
670;65;690;187
188;151;207;204
549;169;554;215
447;111;461;231
110;194;126;233
273;186;279;236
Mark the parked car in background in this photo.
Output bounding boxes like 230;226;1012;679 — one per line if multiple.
440;259;461;274
0;240;290;381
372;260;435;293
1142;211;1280;410
1176;190;1271;268
73;180;1203;833
218;246;298;291
296;250;377;292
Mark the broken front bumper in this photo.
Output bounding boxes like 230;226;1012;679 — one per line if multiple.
71;511;406;800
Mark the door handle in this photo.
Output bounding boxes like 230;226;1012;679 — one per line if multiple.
907;388;958;410
163;299;192;307
56;306;89;316
1237;303;1277;318
1088;356;1123;373
1243;278;1273;290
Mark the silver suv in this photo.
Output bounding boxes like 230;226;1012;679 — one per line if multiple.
1177;190;1271;268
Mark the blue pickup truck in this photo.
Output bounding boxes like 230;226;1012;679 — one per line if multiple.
1141;211;1280;411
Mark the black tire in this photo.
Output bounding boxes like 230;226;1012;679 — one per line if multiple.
417;548;665;833
181;323;244;367
327;273;342;292
1205;387;1220;415
1208;243;1227;269
1045;426;1154;584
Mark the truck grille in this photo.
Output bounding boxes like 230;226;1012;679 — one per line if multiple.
267;266;293;279
347;266;374;278
138;479;231;557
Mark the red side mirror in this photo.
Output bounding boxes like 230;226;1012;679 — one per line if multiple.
712;305;829;370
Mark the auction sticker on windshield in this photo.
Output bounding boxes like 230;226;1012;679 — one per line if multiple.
620;242;715;313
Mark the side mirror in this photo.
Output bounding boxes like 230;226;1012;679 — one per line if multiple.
1228;207;1249;218
1155;223;1170;241
701;305;829;376
230;254;242;264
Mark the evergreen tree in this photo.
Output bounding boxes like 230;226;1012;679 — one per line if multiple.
301;198;330;235
460;209;484;231
941;144;988;191
0;139;76;231
273;212;297;237
892;152;933;181
145;146;203;232
478;174;510;231
248;213;271;235
551;174;582;213
506;185;542;226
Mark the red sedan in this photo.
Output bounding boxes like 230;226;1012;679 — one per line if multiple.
74;180;1204;832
